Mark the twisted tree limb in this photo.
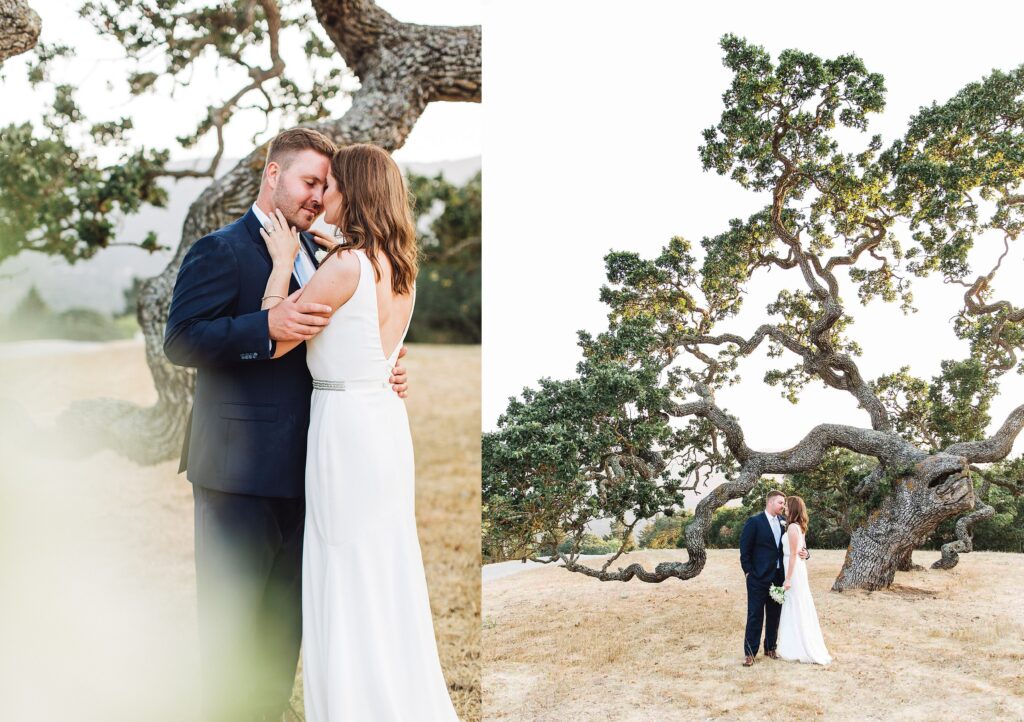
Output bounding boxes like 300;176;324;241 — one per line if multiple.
931;481;995;570
545;389;1024;587
943;404;1024;463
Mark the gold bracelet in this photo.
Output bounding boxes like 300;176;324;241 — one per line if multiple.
262;294;285;302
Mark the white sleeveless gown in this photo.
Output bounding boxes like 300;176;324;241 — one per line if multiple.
777;527;832;665
302;250;460;721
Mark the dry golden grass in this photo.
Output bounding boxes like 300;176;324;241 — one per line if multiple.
0;340;479;722
483;548;1024;721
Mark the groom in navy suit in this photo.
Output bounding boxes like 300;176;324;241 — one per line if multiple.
165;128;408;721
739;490;808;667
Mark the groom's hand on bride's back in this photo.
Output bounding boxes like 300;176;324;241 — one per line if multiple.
390;345;409;398
269;289;332;342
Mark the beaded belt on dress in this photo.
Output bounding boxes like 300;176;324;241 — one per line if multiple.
312;378;389;391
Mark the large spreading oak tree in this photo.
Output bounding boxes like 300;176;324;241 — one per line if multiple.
0;0;480;462
483;35;1023;592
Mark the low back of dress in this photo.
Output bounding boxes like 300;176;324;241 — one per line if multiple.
305;249;412;384
299;249;459;719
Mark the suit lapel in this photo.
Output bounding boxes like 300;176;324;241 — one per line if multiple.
763;513;784;556
241;209;274;268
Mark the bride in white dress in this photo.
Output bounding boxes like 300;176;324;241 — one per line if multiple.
777;495;832;665
260;144;460;721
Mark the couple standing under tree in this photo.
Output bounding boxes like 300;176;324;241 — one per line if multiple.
740;490;833;667
164;128;460;721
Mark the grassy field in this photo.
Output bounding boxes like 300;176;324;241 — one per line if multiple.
483;548;1024;721
0;339;480;722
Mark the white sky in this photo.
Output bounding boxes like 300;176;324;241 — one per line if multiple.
482;0;1024;464
0;0;481;164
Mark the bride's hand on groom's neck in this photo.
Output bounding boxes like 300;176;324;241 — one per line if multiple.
260;209;301;267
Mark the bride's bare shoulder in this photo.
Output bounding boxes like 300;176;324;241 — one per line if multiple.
319;247;361;280
305;248;362;310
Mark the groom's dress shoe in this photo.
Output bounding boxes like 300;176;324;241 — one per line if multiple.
743;655;755;666
765;649;779;659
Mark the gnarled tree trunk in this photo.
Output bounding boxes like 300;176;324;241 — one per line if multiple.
833;454;975;591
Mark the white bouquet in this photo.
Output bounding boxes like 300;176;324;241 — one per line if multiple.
769;583;786;605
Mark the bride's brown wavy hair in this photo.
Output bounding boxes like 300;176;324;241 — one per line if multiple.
322;143;418;294
785;495;809;534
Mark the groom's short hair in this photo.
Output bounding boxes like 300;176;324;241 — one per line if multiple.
265;128;337;171
766;490;786;503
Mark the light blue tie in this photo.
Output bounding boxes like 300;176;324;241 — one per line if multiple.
293;244;313;286
774;516;781;567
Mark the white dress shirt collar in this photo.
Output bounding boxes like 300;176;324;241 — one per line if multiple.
251;202;273;229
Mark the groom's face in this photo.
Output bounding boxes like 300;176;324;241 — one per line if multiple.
767;495;785;516
268;149;331;231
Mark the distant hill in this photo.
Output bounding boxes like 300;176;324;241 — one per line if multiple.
401;157;480;185
0;156;481;315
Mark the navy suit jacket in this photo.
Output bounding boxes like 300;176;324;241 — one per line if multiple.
739;512;785;584
164;209;322;499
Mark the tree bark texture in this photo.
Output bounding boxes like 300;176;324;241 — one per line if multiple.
894;547;922;573
0;0;40;64
832;454;975;591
